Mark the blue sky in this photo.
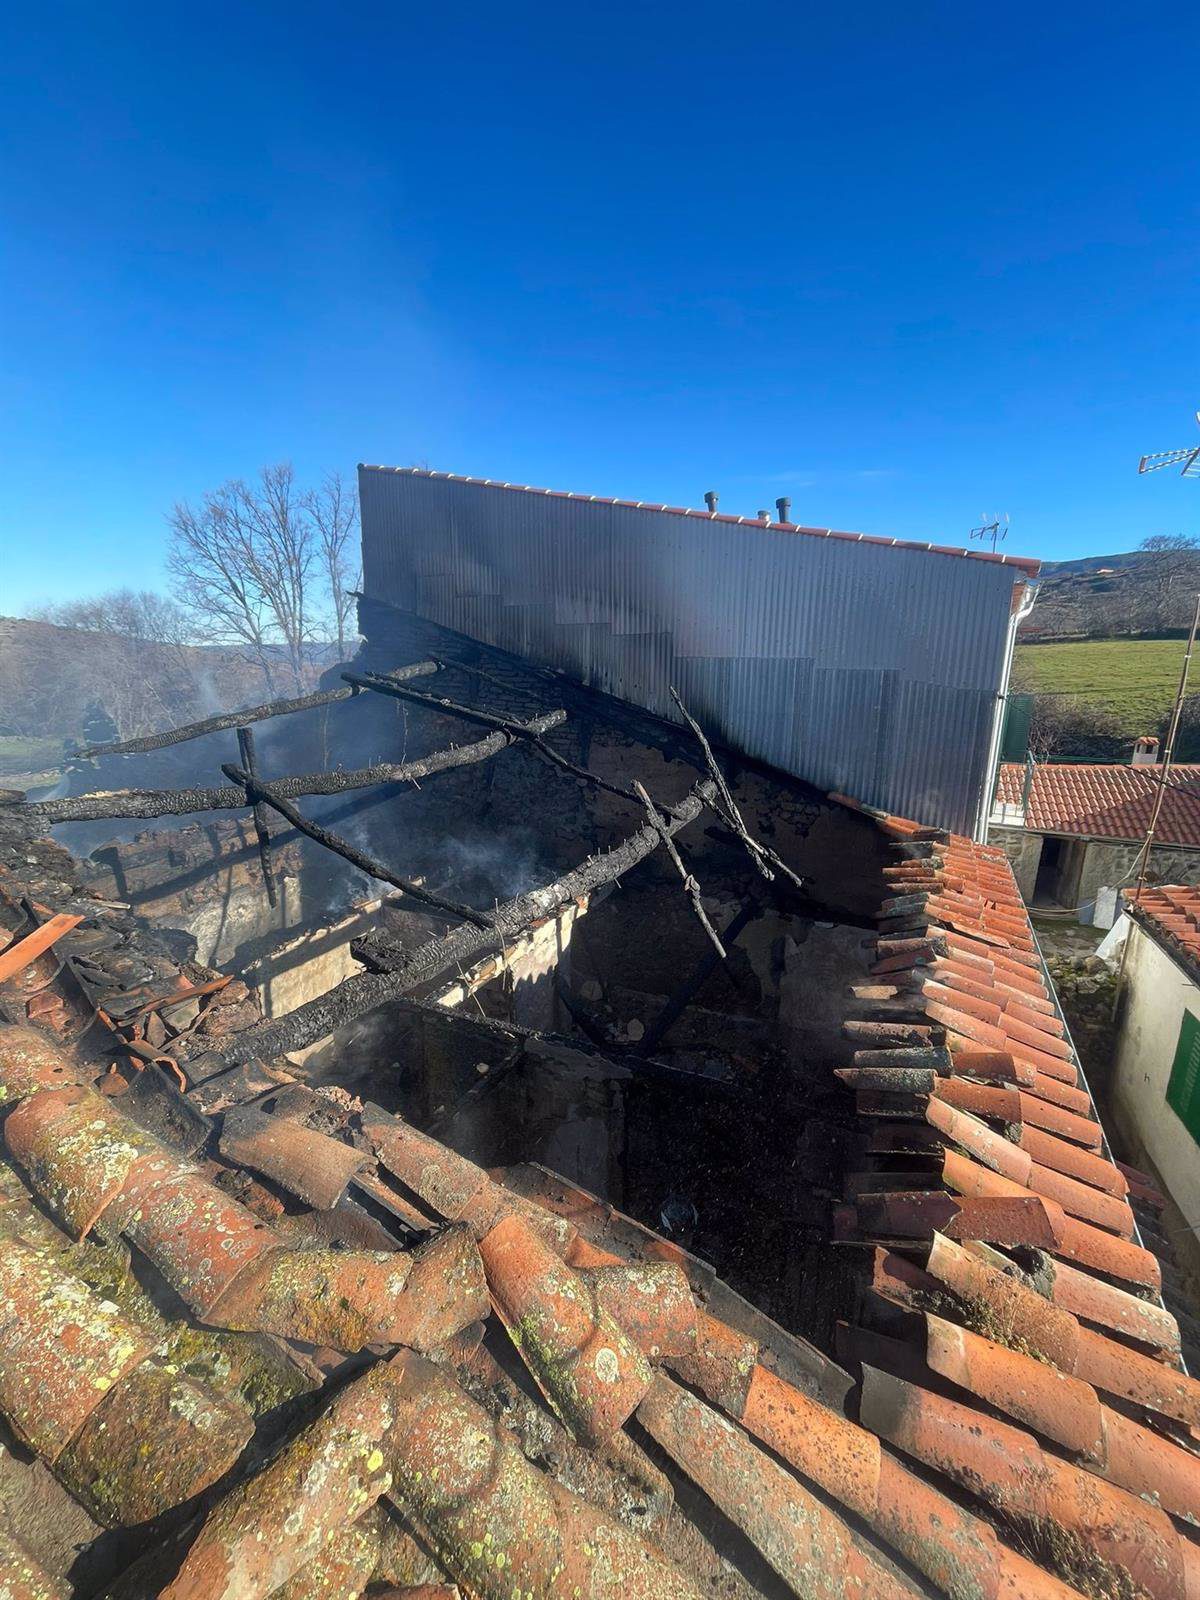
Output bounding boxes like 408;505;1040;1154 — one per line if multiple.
2;2;1197;612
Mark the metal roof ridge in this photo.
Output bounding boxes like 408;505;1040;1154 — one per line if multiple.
357;463;1043;575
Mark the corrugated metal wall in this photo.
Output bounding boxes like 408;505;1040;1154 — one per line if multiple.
359;468;1025;835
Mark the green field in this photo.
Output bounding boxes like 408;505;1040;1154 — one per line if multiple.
0;735;65;778
1013;638;1187;736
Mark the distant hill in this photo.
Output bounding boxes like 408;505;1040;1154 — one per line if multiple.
0;616;289;774
1020;548;1200;641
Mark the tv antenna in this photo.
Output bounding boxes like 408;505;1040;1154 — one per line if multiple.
1138;411;1200;476
970;513;1009;554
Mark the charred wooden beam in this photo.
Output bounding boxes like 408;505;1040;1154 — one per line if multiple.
406;998;742;1096
236;725;277;908
343;669;667;812
633;778;724;957
28;711;568;823
552;975;615;1048
422;1041;526;1138
669;685;805;890
67;660;437;761
217;778;717;1065
221;761;491;928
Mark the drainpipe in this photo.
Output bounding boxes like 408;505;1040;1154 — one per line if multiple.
1021;751;1036;812
974;578;1038;844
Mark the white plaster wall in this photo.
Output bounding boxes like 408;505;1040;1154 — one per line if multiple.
246;904;375;1020
1111;924;1200;1232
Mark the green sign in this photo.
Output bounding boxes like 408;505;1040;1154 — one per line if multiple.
1167;1009;1200;1145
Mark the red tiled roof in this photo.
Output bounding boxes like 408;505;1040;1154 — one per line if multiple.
361;464;1044;575
996;761;1200;845
1126;883;1200;969
829;792;1200;1600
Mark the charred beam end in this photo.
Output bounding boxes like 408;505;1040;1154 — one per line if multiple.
236;725;277;908
343;668;674;814
28;710;569;824
66;659;439;762
219;777;718;1066
668;684;805;891
221;762;492;929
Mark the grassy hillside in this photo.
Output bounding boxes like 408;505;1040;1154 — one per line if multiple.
1013;638;1186;737
0;735;64;779
0;616;280;760
1019;550;1200;641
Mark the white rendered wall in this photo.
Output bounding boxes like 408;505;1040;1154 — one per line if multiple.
1112;924;1200;1233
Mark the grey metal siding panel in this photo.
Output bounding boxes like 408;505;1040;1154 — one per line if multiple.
358;469;1018;834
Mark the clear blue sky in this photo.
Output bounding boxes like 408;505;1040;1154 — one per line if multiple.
2;2;1197;612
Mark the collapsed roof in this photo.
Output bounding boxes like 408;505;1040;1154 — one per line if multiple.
0;618;1194;1600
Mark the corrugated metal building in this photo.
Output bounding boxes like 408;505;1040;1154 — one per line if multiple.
358;466;1039;837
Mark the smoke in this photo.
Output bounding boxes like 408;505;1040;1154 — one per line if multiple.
428;824;551;905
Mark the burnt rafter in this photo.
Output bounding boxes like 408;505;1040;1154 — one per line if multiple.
221;761;491;928
236;724;277;909
669;684;805;891
342;667;669;811
27;709;568;824
637;895;765;1056
405;998;742;1104
67;659;438;762
633;777;725;957
216;777;718;1065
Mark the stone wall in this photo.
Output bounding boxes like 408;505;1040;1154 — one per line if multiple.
986;821;1200;915
85;818;309;966
1070;839;1200;914
1040;947;1117;1097
987;822;1043;899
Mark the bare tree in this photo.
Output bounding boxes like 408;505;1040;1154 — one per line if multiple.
16;594;198;742
1025;694;1125;762
304;472;361;660
167;465;318;693
33;588;192;649
1133;534;1200;632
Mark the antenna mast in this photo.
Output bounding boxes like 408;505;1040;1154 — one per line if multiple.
969;514;1009;555
1138;411;1200;476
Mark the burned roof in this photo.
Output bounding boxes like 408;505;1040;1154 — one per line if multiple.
996;761;1200;846
0;640;1195;1600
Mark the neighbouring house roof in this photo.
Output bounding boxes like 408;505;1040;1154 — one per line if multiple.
1126;883;1200;976
996;760;1200;845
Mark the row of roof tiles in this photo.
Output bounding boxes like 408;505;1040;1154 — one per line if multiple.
830;794;1200;1600
1126;883;1200;974
360;464;1043;573
995;762;1200;847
